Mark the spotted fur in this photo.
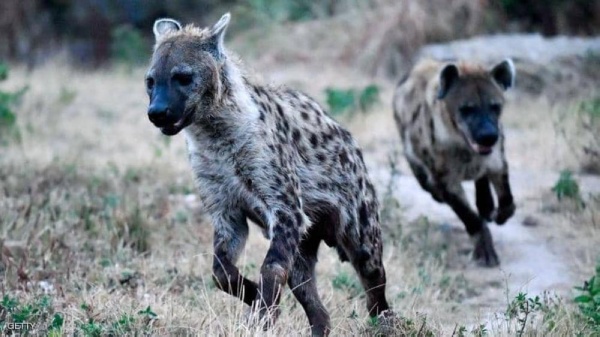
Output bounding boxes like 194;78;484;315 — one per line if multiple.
393;59;517;267
146;14;389;335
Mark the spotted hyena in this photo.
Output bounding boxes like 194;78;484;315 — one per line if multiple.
145;13;390;335
393;59;517;267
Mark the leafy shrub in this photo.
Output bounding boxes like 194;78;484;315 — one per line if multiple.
110;25;148;67
552;170;585;209
574;264;600;333
325;84;380;117
552;170;581;201
0;63;27;145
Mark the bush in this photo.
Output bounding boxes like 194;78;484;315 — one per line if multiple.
0;63;27;145
574;263;600;333
552;170;581;202
110;25;148;67
325;84;380;117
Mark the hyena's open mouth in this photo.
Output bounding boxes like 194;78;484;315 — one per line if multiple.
468;140;494;155
156;111;194;136
461;132;495;156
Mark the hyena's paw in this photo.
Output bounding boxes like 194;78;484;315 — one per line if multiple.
472;225;499;267
476;199;494;222
245;301;281;331
493;203;516;225
478;208;494;222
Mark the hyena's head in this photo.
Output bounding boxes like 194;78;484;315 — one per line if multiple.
437;59;515;155
145;13;230;136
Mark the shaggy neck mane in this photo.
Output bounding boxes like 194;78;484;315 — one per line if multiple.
186;53;261;149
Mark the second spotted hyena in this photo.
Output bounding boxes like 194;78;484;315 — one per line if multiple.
145;13;390;335
393;59;517;267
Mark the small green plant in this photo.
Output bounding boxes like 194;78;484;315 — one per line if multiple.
138;306;158;320
111;24;148;67
325;88;355;115
58;86;77;106
110;314;135;334
0;62;27;145
574;264;600;332
325;84;381;117
451;324;468;337
552;170;584;207
79;318;103;337
0;295;62;335
505;292;544;337
331;270;362;297
502;291;567;336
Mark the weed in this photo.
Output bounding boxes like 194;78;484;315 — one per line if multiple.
58;86;77;106
109;314;135;334
0;62;27;145
0;294;62;335
325;84;381;117
325;88;355;115
138;306;158;320
451;324;468;337
79;318;103;337
111;24;148;67
552;170;585;207
332;270;362;298
574;264;600;332
505;292;543;336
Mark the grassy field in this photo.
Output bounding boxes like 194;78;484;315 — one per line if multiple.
1;19;600;337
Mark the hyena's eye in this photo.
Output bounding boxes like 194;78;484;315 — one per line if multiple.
490;103;502;115
145;77;155;90
459;106;477;116
173;73;193;86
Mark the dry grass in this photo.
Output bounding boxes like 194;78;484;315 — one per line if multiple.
1;28;599;336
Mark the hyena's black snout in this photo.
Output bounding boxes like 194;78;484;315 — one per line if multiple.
473;121;499;148
474;129;498;147
148;102;170;126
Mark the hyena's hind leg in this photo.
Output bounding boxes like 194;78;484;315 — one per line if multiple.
212;212;259;305
475;176;495;221
287;224;330;337
341;210;390;316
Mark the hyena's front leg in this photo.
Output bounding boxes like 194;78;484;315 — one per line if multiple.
407;160;443;203
489;171;516;225
475;176;495;221
439;182;500;267
255;208;302;328
212;212;259;305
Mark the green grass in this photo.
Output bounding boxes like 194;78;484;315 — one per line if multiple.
325;84;381;117
0;62;27;145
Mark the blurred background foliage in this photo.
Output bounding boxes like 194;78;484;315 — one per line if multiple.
0;0;598;68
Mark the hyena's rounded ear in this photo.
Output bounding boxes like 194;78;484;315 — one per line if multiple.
153;18;182;40
490;58;515;91
209;13;231;59
438;64;459;99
